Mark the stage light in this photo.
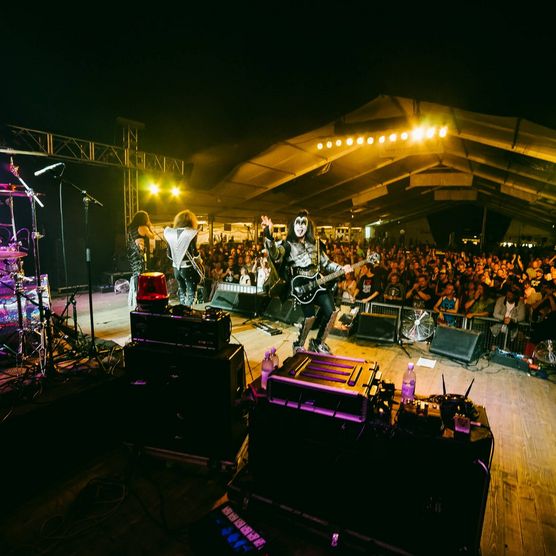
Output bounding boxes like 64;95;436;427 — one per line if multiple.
412;127;425;141
148;183;160;195
378;135;385;144
367;137;374;144
426;127;436;138
336;139;343;147
389;133;397;142
356;136;364;145
317;142;324;150
346;137;354;146
401;131;409;140
171;186;181;197
439;126;448;138
326;140;333;148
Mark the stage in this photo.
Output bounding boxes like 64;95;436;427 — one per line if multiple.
0;289;554;555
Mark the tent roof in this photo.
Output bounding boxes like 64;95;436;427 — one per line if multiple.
186;95;556;229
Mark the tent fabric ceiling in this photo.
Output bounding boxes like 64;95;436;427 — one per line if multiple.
187;95;556;229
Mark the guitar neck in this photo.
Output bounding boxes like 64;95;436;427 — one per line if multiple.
317;259;367;287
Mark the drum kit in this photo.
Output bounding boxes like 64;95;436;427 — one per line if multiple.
0;179;50;367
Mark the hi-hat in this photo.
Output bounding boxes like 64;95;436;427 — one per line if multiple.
0;249;27;259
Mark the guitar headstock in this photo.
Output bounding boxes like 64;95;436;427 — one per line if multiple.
367;251;381;266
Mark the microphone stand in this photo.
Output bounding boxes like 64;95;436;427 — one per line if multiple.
61;179;104;361
396;284;411;358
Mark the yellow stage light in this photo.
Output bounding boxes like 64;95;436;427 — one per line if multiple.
356;137;364;145
317;142;324;150
439;126;448;138
389;133;397;142
412;127;424;141
378;135;385;144
367;137;374;145
336;139;343;146
401;131;409;140
346;137;354;146
426;127;436;138
171;186;181;197
326;140;333;148
148;183;160;195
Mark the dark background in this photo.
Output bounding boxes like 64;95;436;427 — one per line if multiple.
2;7;555;288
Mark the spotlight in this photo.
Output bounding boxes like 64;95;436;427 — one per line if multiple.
317;142;324;150
326;140;333;148
346;137;354;146
389;133;397;142
356;136;364;145
426;127;436;138
439;126;448;138
171;186;181;197
401;131;409;140
367;137;374;145
336;139;343;147
412;127;424;141
378;135;385;144
148;183;160;195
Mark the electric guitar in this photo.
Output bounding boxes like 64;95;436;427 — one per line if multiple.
290;252;381;304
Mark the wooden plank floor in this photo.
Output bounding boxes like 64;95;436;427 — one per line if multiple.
1;290;554;555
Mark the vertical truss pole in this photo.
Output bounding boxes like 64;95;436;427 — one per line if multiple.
121;122;141;231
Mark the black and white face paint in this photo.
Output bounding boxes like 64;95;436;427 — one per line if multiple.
294;216;308;238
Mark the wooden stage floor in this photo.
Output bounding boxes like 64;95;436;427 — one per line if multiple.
0;290;554;555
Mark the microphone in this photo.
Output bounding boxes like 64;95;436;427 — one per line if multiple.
34;162;65;176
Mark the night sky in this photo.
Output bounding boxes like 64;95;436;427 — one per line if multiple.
1;7;555;287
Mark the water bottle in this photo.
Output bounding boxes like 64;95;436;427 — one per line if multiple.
261;351;274;390
270;347;280;370
401;362;416;403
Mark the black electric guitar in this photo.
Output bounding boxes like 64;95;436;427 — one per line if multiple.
290;252;381;304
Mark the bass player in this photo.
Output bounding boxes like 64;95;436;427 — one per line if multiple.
261;211;352;354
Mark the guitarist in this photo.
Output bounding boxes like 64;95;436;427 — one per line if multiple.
164;209;204;306
261;211;351;354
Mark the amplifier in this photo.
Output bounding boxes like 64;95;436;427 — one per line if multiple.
267;352;380;423
130;306;230;350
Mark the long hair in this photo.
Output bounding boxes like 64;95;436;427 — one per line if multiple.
173;209;198;229
286;209;315;243
128;210;150;231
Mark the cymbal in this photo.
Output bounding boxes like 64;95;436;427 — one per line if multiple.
0;249;27;259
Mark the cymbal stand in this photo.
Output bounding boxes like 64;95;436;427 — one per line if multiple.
9;163;55;377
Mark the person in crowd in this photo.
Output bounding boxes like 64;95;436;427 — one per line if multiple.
355;263;381;309
164;209;203;306
464;283;495;319
127;210;155;306
383;272;405;305
491;286;526;340
434;282;460;326
239;265;252;286
338;271;358;304
531;281;556;342
261;210;351;354
405;274;435;309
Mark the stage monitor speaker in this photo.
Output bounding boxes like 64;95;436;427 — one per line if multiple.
356;313;397;343
262;297;304;324
430;326;483;363
210;291;269;316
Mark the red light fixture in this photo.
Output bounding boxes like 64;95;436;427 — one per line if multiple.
136;272;169;311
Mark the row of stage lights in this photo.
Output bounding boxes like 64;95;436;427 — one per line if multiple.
316;126;448;150
147;183;182;197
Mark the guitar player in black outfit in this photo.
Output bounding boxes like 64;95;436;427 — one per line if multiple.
261;211;352;354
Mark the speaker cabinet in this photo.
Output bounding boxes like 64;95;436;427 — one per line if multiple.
123;343;247;460
210;291;269;316
430;326;484;363
263;298;304;324
356;313;397;343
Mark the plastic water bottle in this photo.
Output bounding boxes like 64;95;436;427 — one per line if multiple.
270;347;280;370
261;351;274;390
401;362;416;403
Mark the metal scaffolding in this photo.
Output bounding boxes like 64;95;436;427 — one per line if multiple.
8;123;190;230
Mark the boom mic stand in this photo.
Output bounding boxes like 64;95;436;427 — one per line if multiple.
61;179;104;362
396;285;411;358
